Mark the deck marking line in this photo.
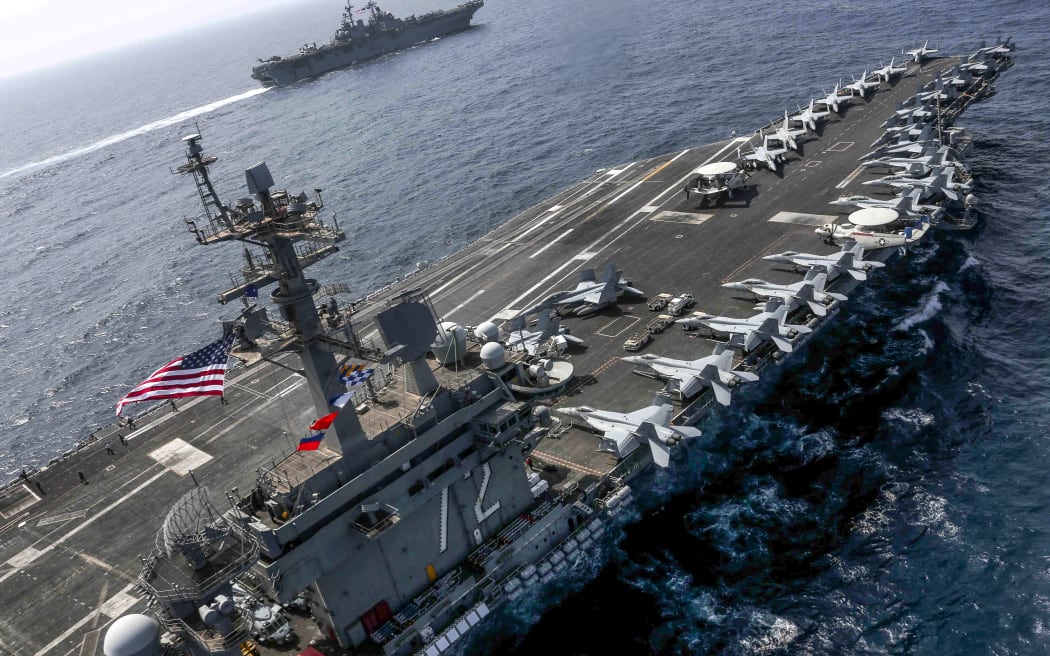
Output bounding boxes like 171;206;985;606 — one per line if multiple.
836;165;865;189
33;583;138;656
528;230;573;259
444;289;486;318
505;138;746;312
0;469;167;585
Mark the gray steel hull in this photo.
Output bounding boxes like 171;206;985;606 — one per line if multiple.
252;6;482;87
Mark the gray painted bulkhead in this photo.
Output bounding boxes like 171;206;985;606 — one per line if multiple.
248;383;542;647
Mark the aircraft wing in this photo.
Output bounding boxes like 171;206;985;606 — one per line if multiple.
599;427;637;459
649;364;704;398
625;404;670;427
580;288;605;305
702;317;750;335
677;375;706;399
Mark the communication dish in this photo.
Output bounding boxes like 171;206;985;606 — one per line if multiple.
848;207;899;227
376;302;438;362
694;161;738;176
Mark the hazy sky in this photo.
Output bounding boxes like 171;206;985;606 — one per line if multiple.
0;0;295;79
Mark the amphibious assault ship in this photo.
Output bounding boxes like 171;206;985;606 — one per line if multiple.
0;39;1014;656
251;1;484;87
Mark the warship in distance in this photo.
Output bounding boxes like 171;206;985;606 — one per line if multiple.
0;37;1016;656
251;0;485;87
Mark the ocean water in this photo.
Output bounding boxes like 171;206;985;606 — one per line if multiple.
2;0;1049;653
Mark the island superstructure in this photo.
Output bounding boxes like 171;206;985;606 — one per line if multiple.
251;1;485;87
0;39;1013;656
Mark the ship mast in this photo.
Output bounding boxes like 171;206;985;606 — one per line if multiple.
174;134;369;464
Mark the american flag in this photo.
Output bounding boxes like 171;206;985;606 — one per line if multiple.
116;333;236;416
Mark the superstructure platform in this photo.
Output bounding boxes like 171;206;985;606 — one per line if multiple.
0;50;1008;656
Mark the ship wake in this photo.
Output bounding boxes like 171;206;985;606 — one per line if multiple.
0;87;270;180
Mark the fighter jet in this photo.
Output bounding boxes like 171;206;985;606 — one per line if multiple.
843;70;879;99
622;345;759;405
914;77;957;104
503;311;584;357
882;97;934;128
722;269;847;318
869;121;931;149
860;145;955;176
741;136;787;172
829;188;943;219
959;53;993;76
771;112;808;152
905;41;939;64
814;82;850;114
677;300;813;353
872;57;907;83
790;99;831;133
763;244;886;281
861;124;937;159
557;396;702;467
976;36;1014;56
862;165;971;200
942;64;977;89
528;263;644;317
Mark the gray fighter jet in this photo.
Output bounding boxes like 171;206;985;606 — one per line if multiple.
622;346;759;405
557;396;702;467
503;311;584;356
528;262;643;317
677;299;813;353
722;269;847;317
763;244;885;281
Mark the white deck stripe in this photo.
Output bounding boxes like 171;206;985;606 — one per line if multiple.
528;229;573;259
34;583;138;656
502;138;748;313
0;469;167;584
444;289;486;318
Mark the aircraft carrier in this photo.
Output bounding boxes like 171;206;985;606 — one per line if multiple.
0;40;1013;656
251;1;485;87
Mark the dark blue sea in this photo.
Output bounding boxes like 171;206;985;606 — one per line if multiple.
2;0;1049;652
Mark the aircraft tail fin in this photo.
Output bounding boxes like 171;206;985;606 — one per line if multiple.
600;262;618;284
535;310;554;337
756;316;781;335
635;422;671;468
769;333;794;353
709;378;732;406
508;314;527;334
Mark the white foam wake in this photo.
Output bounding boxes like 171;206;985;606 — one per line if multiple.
1;87;270;179
894;281;949;332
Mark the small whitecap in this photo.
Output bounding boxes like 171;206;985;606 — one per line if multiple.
910;488;960;541
739;613;800;654
882;407;935;427
894;281;949;331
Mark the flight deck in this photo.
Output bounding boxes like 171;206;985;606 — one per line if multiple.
0;53;993;656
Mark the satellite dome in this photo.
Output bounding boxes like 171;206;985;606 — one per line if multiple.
103;614;160;656
475;321;500;343
480;342;506;369
431;322;467;365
